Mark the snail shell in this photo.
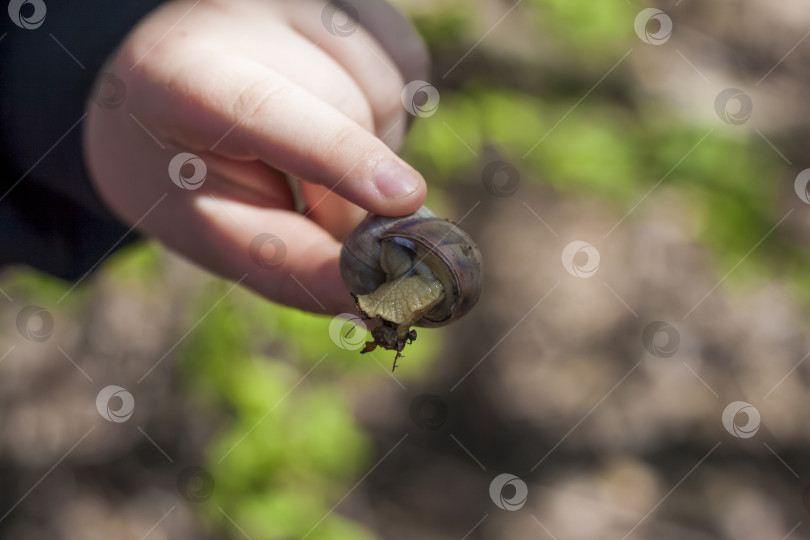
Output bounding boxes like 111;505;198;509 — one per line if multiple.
339;207;483;327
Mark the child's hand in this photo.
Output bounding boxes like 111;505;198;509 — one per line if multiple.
84;0;426;315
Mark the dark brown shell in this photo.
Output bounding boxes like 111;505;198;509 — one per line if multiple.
339;207;483;328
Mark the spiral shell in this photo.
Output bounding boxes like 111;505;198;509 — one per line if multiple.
340;207;483;327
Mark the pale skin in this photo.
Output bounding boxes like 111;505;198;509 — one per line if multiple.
83;0;427;315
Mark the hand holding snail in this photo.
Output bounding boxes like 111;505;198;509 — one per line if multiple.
340;207;483;370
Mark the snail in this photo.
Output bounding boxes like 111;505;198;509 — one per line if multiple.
340;206;483;370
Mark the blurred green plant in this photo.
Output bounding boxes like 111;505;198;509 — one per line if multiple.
403;0;803;302
178;281;438;540
0;240;441;540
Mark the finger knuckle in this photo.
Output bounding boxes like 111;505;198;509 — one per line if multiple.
324;124;367;164
230;78;287;122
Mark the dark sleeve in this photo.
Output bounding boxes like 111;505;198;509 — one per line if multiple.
0;0;164;280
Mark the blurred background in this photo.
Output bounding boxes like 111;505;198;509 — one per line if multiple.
3;0;810;538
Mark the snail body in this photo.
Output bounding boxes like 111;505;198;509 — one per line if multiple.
339;207;483;368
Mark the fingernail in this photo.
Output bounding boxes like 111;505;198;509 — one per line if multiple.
374;159;421;198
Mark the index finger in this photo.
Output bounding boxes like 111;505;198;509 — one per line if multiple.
159;54;427;217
